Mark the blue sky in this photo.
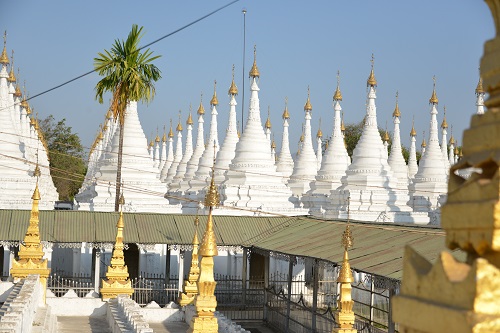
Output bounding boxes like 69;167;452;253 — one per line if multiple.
2;1;493;153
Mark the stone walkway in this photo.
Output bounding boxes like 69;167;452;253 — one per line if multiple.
57;316;111;333
148;321;190;332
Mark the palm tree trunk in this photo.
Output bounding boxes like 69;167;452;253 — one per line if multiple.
114;121;124;212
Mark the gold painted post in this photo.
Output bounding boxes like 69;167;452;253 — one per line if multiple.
333;224;357;333
188;145;219;333
10;165;50;303
178;216;201;306
100;195;134;300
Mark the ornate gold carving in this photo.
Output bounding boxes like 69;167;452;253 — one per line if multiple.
0;31;9;65
179;216;201;306
100;196;134;299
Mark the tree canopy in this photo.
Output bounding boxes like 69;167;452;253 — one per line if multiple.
39;115;86;200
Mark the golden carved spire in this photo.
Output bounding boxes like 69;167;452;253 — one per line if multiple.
210;80;219;106
421;131;427;148
393;91;401;118
228;64;238;95
383;129;390;142
282;97;290;119
0;31;9;65
475;72;484;95
14;71;22;97
249;45;260;78
8;50;16;82
334;70;343;101
199;143;219;257
367;54;377;87
410;117;417;137
429;76;439;104
176;110;183;131
449;125;455;145
197;93;205;115
178;215;201;306
155;127;160;142
162;125;167;142
441;106;448;129
271;137;276;149
265;107;272;129
341;111;346;132
317;118;323;138
187;105;194;125
304;86;313;111
168;119;174;138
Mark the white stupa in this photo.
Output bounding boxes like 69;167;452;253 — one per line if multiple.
326;58;425;223
165;112;184;184
303;74;350;215
288;88;319;196
158;129;167;171
170;110;194;187
214;67;239;184
275;99;294;179
475;75;485;115
387;93;410;188
159;121;174;182
182;97;205;184
75;101;181;213
440;107;450;172
409;78;448;217
408;120;418;179
315;120;323;171
0;39;57;209
219;47;305;216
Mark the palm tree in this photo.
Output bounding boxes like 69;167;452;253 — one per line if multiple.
94;24;161;211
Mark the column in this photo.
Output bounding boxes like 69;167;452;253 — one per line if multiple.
94;249;101;294
177;251;184;295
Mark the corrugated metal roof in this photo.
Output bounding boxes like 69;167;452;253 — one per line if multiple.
0;210;455;280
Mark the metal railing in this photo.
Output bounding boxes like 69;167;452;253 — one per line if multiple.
47;273;93;297
131;272;178;307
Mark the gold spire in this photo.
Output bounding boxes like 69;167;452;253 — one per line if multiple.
187;105;194;125
367;54;377;87
149;139;154;148
249;45;260;78
454;145;459;155
168;119;174;138
265;107;272;129
178;215;201;306
282;97;290;119
0;31;9;65
155;127;160;142
8;50;16;83
393;91;401;117
300;124;305;142
449;125;455;144
429;76;439;104
176;110;183;131
458;148;463;158
333;70;343;101
383;129;390;142
410;117;417;137
162;125;167;142
200;144;219;256
341;111;346;132
228;64;238;95
210;80;218;106
421;131;427;148
441;106;448;129
304;86;313;111
475;74;484;95
317;118;323;138
197;93;205;115
271;138;276;150
14;70;22;96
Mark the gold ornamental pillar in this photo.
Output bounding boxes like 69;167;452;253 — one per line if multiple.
10;166;50;303
178;216;201;306
393;2;500;331
100;195;134;300
333;225;357;333
187;151;220;333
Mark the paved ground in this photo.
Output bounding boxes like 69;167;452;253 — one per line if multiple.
57;316;111;333
148;321;190;332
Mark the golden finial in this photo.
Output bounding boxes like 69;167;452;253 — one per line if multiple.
98;129;104;141
228;64;238;95
333;70;343;101
204;143;220;208
271;137;276;149
393;91;401;117
383;129;390;142
265;107;272;129
106;108;113;119
118;193;125;207
441;106;448;129
429;76;439;104
341;224;353;252
449;125;455;145
421;131;427;148
454;145;459;155
8;50;16;82
341;111;346;132
300;124;305;142
317;118;323;138
149;139;154;148
0;31;9;65
197;93;205;115
14;69;22;97
162;125;167;142
176;110;183;131
155;127;160;142
249;45;260;78
475;68;484;95
304;86;313;111
367;53;377;87
410;117;417;137
325;140;329;150
187;104;194;125
282;97;290;119
210;80;219;106
168;119;174;138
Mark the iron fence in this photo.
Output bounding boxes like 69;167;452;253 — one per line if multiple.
131;272;178;307
47;273;93;297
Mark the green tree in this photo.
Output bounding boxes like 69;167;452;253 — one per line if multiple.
38;115;86;200
94;24;161;211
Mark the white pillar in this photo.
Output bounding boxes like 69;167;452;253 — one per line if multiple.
94;250;101;294
177;251;184;295
2;245;10;277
